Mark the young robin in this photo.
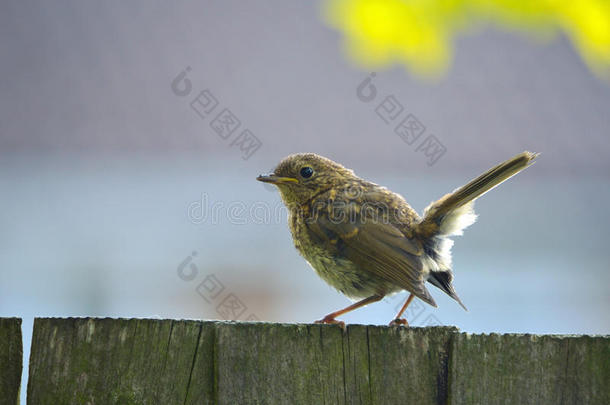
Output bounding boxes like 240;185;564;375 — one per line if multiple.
257;151;538;327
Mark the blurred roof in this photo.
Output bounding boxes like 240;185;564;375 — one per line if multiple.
0;1;608;176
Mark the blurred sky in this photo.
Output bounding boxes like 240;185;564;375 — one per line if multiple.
1;1;609;400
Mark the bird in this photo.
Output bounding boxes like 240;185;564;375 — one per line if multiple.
257;151;538;327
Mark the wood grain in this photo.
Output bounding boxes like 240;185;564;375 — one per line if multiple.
0;318;22;405
26;318;609;404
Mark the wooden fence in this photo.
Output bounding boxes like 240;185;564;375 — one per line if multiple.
0;318;22;405
1;318;608;404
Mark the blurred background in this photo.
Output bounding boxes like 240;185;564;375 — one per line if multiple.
1;1;609;399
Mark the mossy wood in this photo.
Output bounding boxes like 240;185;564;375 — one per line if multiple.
26;318;609;404
0;318;22;405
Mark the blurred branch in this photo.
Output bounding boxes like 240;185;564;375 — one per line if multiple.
322;0;610;80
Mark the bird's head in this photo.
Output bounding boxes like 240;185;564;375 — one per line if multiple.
257;153;357;208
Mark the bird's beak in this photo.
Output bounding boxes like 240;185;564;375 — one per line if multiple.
256;173;298;185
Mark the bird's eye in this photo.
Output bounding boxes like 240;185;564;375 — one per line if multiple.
300;166;314;179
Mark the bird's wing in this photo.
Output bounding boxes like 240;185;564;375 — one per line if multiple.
305;206;437;307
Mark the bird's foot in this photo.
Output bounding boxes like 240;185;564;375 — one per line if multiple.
314;316;346;331
389;318;409;327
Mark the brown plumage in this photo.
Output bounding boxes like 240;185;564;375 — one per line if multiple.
257;151;538;327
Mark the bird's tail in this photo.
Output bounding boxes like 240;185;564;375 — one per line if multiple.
416;151;538;309
418;151;538;238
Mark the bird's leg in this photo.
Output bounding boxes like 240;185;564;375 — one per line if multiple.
389;293;414;326
315;294;384;329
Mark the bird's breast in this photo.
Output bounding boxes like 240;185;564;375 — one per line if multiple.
289;213;400;299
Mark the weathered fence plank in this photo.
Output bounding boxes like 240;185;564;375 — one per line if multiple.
27;318;212;404
450;333;610;405
214;323;455;404
26;318;609;405
0;318;22;405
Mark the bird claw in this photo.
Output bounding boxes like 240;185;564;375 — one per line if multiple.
314;316;346;331
389;318;409;327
